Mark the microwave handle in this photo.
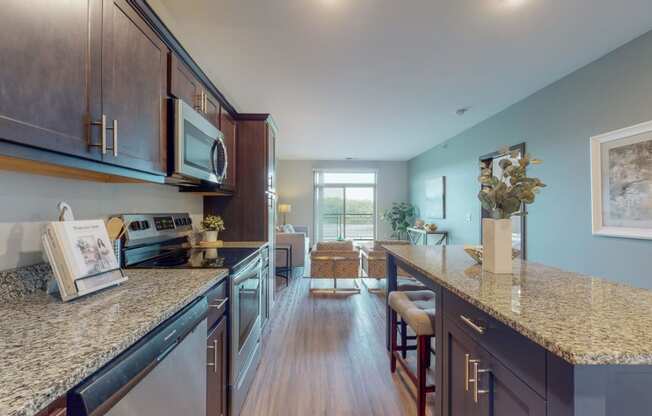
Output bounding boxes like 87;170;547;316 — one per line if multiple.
210;140;218;177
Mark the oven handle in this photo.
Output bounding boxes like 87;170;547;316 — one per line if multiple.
232;257;261;285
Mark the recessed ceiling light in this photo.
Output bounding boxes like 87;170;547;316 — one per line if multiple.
503;0;527;7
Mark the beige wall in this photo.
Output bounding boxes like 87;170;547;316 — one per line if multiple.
0;170;203;271
276;160;409;243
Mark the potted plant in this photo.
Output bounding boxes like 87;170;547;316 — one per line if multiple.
478;148;545;273
381;202;415;240
200;215;225;242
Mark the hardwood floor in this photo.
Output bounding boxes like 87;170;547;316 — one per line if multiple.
241;275;436;416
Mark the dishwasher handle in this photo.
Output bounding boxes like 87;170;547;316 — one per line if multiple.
68;297;208;416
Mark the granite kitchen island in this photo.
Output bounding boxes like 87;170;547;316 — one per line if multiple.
383;245;652;416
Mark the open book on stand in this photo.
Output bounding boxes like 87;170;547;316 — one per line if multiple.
42;220;127;301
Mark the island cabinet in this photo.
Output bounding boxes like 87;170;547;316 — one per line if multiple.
0;0;168;178
385;246;652;416
443;316;545;416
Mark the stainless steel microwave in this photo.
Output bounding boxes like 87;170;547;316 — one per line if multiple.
168;98;227;186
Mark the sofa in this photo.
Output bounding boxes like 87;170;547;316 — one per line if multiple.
275;224;310;268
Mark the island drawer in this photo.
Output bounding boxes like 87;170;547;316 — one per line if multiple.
206;278;228;328
443;289;546;398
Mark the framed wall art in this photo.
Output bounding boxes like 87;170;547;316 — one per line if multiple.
591;120;652;239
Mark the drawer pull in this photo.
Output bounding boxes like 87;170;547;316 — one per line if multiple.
209;298;228;309
460;315;485;334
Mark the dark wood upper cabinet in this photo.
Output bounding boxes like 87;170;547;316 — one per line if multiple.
0;0;169;178
220;108;237;191
207;317;228;416
100;0;168;175
0;0;102;160
204;90;220;128
169;53;202;111
169;53;220;128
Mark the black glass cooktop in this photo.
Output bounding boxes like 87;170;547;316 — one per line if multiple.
128;247;258;271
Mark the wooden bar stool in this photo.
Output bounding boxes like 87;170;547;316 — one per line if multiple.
388;290;436;416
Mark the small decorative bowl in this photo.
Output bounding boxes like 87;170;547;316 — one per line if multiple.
463;245;520;264
424;223;438;232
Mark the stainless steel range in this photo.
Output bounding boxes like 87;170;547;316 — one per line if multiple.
118;212;263;416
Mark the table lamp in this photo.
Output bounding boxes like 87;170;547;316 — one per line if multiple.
278;203;292;225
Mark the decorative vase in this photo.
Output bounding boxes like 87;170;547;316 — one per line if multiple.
203;230;218;242
482;218;513;274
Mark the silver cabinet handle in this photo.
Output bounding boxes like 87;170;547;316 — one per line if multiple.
90;114;107;154
111;119;118;157
464;353;470;391
195;91;204;112
207;339;218;373
209;298;228;310
460;315;485;334
203;91;208;113
90;115;117;156
471;360;491;403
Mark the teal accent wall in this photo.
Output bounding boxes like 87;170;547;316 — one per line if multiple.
408;30;652;289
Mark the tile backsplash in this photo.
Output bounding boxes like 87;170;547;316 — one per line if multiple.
0;170;203;271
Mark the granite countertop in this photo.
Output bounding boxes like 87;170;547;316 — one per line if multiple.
0;267;228;416
383;245;652;366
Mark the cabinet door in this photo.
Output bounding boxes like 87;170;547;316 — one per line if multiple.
169;53;202;111
486;352;546;416
204;90;220;128
443;318;545;416
220;109;237;190
266;123;277;192
101;0;168;175
443;319;484;416
207;317;228;416
0;0;101;160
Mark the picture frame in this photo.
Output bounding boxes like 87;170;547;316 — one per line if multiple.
590;119;652;239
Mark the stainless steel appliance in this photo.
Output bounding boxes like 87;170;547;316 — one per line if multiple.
68;298;208;416
117;212;263;416
168;98;227;186
230;254;262;416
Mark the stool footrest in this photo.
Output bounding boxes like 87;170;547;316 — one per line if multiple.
392;352;436;393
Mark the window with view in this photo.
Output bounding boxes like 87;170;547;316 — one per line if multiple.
313;171;377;241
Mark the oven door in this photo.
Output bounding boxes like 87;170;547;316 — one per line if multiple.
230;256;262;383
174;99;226;184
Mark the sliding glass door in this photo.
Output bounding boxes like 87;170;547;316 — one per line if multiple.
314;171;376;241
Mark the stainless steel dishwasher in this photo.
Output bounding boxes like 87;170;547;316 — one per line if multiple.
68;297;208;416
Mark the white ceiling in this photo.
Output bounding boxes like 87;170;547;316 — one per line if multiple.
150;0;652;161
